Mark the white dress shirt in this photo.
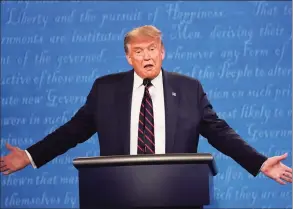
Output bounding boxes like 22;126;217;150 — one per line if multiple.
130;70;166;155
26;70;166;168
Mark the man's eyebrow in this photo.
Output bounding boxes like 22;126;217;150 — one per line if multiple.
134;43;156;48
132;47;143;50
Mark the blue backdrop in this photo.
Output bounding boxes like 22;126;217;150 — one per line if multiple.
1;1;292;208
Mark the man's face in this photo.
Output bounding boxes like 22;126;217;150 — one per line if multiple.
126;36;165;79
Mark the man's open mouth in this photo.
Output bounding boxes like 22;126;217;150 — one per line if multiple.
144;64;154;68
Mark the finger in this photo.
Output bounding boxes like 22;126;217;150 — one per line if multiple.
276;178;286;185
284;166;292;173
276;153;288;162
0;164;7;169
283;171;292;179
0;166;9;172
5;143;16;151
0;161;5;167
3;169;12;175
0;159;5;167
281;175;292;183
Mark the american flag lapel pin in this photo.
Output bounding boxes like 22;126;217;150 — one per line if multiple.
172;92;176;96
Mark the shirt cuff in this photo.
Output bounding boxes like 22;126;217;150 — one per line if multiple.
25;150;37;169
257;161;266;175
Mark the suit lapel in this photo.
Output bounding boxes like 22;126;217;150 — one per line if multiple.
115;70;134;155
162;70;179;153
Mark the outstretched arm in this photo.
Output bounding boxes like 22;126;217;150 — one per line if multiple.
0;79;100;174
197;80;292;184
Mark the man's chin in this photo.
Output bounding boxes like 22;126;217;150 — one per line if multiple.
134;67;161;79
144;69;160;79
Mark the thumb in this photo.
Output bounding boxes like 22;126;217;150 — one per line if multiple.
275;153;288;162
6;143;16;151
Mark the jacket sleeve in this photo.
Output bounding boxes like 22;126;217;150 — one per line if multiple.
197;80;267;176
26;80;99;168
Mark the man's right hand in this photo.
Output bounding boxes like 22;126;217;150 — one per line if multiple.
0;143;31;175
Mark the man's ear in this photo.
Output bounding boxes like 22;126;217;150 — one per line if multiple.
126;53;133;65
161;47;165;60
125;44;133;65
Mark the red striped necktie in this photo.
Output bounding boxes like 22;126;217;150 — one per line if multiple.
137;79;155;154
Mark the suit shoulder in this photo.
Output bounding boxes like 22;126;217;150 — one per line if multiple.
92;70;131;86
167;71;202;86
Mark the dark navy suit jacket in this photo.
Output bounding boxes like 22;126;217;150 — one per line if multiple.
27;69;267;176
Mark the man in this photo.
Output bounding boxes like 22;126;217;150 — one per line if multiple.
0;25;292;185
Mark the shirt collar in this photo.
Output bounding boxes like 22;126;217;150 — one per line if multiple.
133;70;162;89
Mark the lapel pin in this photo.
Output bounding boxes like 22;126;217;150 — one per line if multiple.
172;92;176;96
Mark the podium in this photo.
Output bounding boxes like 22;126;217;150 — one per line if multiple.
73;153;217;209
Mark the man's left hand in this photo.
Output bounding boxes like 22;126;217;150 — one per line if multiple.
261;153;292;185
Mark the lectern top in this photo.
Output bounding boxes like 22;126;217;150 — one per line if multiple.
73;153;217;176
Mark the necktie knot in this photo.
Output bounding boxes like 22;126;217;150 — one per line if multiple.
143;78;152;88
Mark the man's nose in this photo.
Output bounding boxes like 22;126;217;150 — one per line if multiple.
143;50;151;60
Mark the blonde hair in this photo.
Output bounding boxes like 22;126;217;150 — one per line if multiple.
124;25;163;54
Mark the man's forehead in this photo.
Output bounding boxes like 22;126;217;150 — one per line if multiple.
129;36;160;47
